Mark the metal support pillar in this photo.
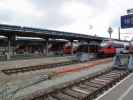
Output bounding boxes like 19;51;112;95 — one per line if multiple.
45;38;49;56
70;40;74;55
7;36;11;60
12;34;16;56
7;34;16;60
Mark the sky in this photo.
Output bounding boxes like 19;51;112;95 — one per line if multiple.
0;0;133;40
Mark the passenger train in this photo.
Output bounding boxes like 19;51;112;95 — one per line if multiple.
63;41;100;55
98;39;129;57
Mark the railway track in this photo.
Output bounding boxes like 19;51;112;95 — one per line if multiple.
1;61;76;75
1;57;108;75
28;69;129;100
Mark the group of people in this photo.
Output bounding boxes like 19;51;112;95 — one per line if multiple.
113;39;133;71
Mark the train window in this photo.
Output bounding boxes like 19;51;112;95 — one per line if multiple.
112;43;124;48
100;40;128;49
100;41;108;47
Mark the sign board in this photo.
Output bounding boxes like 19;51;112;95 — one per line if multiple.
121;14;133;28
127;9;133;14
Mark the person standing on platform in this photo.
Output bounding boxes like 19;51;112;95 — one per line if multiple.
128;40;133;71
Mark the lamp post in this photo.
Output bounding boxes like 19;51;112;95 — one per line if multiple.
108;26;113;39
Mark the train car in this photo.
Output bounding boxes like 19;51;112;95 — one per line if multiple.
129;39;133;54
88;41;100;53
73;42;100;62
98;39;129;57
63;41;99;55
63;41;78;54
63;45;77;54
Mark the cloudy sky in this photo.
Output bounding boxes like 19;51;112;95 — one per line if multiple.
0;0;133;40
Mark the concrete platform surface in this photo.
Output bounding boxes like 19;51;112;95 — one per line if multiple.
0;56;72;93
0;58;111;90
14;61;113;100
96;72;133;100
0;56;71;70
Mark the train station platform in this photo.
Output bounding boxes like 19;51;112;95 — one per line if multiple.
0;56;72;89
0;56;72;70
13;60;113;100
96;72;133;100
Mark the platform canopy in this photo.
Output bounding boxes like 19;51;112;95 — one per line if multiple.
0;24;104;42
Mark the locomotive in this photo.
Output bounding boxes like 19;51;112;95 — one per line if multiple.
98;39;129;57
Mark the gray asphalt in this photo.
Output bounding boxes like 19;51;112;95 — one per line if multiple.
96;72;133;100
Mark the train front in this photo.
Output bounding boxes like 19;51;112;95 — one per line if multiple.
98;40;116;57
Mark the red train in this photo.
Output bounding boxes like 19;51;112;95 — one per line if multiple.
63;46;77;54
98;39;129;57
63;42;100;55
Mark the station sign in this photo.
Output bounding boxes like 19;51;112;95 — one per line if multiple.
127;8;133;14
121;14;133;28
